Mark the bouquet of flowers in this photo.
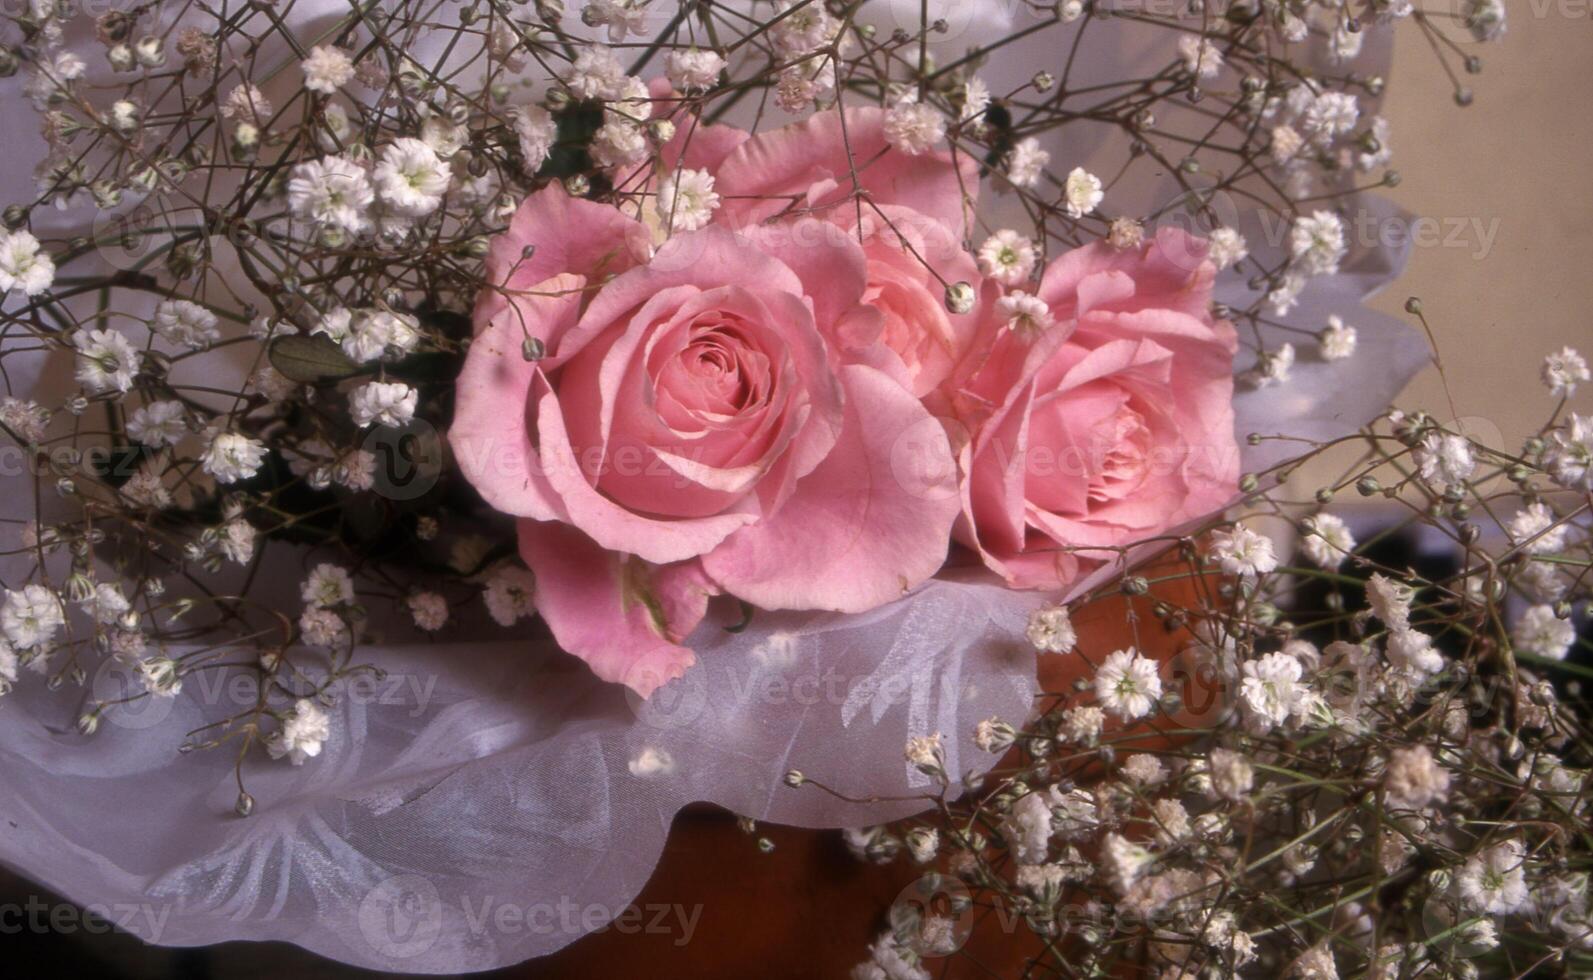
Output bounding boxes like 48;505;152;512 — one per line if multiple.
0;0;1542;972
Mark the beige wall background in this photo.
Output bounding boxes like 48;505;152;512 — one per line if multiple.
1368;9;1593;440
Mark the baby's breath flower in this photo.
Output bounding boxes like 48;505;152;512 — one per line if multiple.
1005;138;1049;189
1457;838;1530;914
201;430;267;484
1414;431;1475;492
0;229;55;296
1026;604;1077;655
287;156;373;233
1207;227;1248;269
1094;648;1162;720
152;299;220;349
302;564;355;609
298;608;347;648
72;328;140;394
1178;35;1223;79
1289;210;1347;276
302;45;355;94
657;168;720;233
664;47;725;91
349;382;418;428
1542;346;1590;398
977;230;1038;286
1366;573;1415;631
482;564;536;626
407;592;449;632
1319;315;1357;360
1209;524;1278;577
373;138;452;217
2;585;65;650
883;96;946;156
973;716;1016;753
268;699;332;765
1301;513;1356;569
998;292;1053;335
1512;603;1575;661
126;400;186;447
1062;167;1103;219
137;657;183;698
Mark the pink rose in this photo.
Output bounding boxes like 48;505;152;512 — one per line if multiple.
453;181;961;695
950;230;1239;591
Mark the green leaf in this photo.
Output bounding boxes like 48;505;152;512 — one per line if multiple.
268;335;360;384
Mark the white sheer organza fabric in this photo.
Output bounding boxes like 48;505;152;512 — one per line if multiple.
0;2;1425;971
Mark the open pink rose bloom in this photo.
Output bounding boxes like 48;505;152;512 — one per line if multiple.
452;106;1239;698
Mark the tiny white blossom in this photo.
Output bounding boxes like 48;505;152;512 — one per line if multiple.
1366;573;1415;631
999;292;1054;335
1210;747;1254;801
0;230;55;296
905;732;945;774
1094;648;1162;720
973;716;1016;753
664;48;725;90
591;120;648;169
1062;167;1103;219
978;230;1038;286
1319;315;1357;360
1457;839;1530;914
287;156;373;233
220;83;271;122
73;328;140;393
1004;790;1054;864
1206;227;1248;269
298;607;347;648
201;431;267;484
0;398;48;443
79;583;130;624
584;0;650;42
152;299;220;349
657;168;720;233
1240;652;1306;728
1386;628;1443;677
1384;745;1449;809
1006;138;1049;188
513;104;558;173
960;76;991;122
1546;414;1593;490
0;641;16;694
1507;501;1568;555
1301;513;1356;570
126;400;187;447
373;137;452;217
1178;35;1223;79
407;592;449;632
1464;0;1507;42
483;565;536;626
1414;432;1475;492
302;563;355;609
219;518;256;564
1289;210;1347;275
1302;92;1360;143
301;45;355;94
1542;347;1590;398
349;382;418;428
883;96;946;156
1209;524;1278;577
1249;342;1296;388
1513;604;1575;662
1026;604;1077;654
565;46;625;101
268;699;332;765
136;657;183;698
2;585;65;650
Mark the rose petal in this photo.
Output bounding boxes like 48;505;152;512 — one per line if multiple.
519;521;717;698
702;364;959;612
713;107;976;235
